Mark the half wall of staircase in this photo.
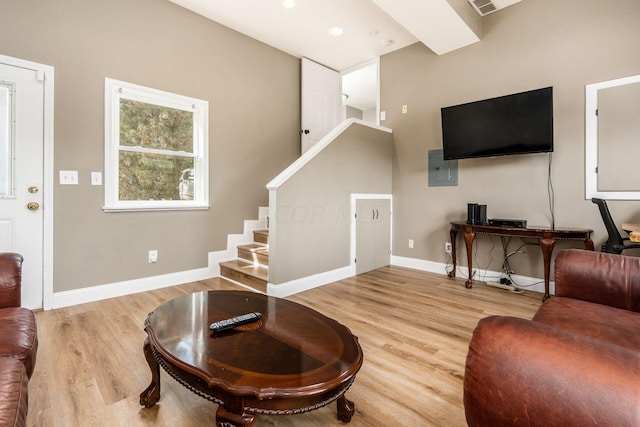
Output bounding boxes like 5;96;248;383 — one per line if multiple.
266;118;393;296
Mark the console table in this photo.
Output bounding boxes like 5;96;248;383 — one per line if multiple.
449;221;593;300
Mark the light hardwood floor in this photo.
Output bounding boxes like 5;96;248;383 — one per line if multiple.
27;266;542;427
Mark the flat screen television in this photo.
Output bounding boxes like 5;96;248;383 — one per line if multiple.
441;87;554;160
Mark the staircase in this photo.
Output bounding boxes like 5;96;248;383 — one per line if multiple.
219;229;269;293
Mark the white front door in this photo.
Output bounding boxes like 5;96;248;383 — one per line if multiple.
0;60;48;309
300;58;341;154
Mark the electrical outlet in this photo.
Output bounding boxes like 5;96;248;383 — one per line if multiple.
148;250;158;263
408;239;414;249
445;242;452;254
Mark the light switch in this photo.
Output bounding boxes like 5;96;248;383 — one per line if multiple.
91;172;102;186
59;170;78;185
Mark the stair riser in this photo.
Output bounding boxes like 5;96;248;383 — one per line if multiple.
238;248;269;266
253;230;269;245
220;265;267;293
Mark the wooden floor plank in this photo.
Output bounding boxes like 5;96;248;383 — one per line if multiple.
27;267;542;426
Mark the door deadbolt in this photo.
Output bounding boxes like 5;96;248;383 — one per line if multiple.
28;186;39;194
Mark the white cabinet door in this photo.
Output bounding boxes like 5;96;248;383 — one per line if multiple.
356;198;391;275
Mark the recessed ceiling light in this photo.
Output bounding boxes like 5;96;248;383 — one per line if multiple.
329;26;344;36
281;0;296;8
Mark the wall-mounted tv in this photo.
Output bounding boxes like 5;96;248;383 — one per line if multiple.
441;87;554;160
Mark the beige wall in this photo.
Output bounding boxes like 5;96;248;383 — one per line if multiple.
382;0;640;279
0;0;300;292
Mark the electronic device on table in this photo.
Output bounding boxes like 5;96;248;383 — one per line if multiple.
488;218;527;228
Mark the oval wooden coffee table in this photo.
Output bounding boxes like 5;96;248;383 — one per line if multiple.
139;290;363;426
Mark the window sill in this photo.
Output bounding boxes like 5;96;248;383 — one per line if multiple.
102;204;210;213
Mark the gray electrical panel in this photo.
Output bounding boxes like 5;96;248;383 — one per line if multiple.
428;149;458;187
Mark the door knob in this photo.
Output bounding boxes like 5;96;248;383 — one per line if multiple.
27;202;40;211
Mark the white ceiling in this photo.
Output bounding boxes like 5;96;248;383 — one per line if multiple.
168;0;522;72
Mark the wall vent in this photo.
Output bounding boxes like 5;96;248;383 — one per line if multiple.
469;0;498;16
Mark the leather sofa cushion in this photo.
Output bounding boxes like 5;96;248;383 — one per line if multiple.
464;316;640;427
0;308;37;378
533;296;640;352
0;357;28;427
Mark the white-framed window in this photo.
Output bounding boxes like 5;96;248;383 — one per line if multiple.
104;78;209;211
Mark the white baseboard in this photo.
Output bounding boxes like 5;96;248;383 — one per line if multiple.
51;253;548;309
267;265;354;298
391;255;549;295
52;266;215;309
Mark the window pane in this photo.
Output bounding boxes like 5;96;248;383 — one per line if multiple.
119;99;193;152
0;84;13;197
119;151;194;201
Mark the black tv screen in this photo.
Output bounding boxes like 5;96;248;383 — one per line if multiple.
441;87;554;160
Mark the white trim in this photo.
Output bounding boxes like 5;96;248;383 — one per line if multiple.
0;54;55;310
266;118;392;191
266;265;353;298
391;255;549;295
52;266;215;309
585;74;640;200
51;253;547;309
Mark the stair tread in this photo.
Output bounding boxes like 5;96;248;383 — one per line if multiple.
237;243;269;253
220;260;268;280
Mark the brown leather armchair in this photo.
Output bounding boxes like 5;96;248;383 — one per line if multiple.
463;249;640;427
0;253;38;427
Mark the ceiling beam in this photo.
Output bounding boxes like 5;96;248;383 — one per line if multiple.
372;0;481;55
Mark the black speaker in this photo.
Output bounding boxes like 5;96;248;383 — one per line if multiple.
467;203;479;224
478;205;487;225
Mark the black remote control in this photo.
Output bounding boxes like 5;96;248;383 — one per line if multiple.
209;312;262;332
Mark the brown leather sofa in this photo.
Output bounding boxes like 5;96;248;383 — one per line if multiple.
0;253;38;427
463;249;640;427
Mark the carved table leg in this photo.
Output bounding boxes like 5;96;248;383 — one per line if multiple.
449;229;457;278
540;238;556;301
140;336;161;407
463;231;476;288
336;394;355;423
216;398;256;427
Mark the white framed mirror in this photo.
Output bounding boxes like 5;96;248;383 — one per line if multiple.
585;74;640;200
